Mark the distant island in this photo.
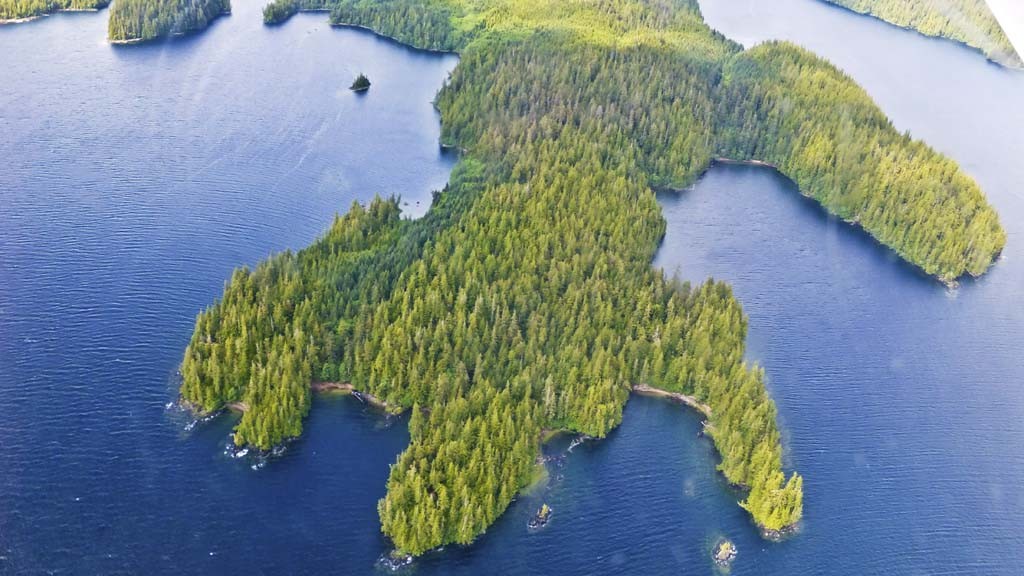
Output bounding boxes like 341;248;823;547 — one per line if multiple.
107;0;230;43
1;0;230;42
350;73;370;91
180;0;1005;559
822;0;1022;67
1;0;108;23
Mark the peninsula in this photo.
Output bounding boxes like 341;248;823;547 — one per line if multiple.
1;0;230;42
180;0;1004;558
0;0;108;23
822;0;1022;67
107;0;230;42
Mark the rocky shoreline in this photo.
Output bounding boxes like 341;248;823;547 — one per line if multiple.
109;37;147;45
196;381;394;414
759;521;800;542
377;552;413;571
223;433;289;470
177;381;396;463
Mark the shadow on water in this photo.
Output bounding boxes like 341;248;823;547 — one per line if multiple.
332;23;460;55
108;14;233;53
655;163;953;293
411;394;762;575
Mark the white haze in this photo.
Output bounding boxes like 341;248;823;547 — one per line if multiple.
986;0;1024;62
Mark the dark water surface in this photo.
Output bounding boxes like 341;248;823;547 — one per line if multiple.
1;0;1022;574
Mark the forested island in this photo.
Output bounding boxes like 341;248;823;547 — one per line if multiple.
350;72;370;91
1;0;229;41
822;0;1022;67
0;0;107;23
180;0;1004;558
107;0;229;42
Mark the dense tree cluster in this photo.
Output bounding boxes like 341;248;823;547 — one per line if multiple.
262;0;333;25
330;0;466;51
262;0;298;25
824;0;1021;67
261;0;465;48
182;175;488;449
185;0;1004;555
716;41;1006;281
0;0;106;21
107;0;229;42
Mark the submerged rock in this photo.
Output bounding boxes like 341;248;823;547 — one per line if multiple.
713;538;737;568
567;434;593;453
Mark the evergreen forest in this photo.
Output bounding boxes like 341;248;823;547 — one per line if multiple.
178;0;1004;556
0;0;107;22
107;0;229;41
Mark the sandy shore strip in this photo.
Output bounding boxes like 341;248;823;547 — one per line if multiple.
631;383;712;418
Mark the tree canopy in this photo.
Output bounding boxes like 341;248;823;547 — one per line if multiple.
107;0;230;42
183;0;1004;556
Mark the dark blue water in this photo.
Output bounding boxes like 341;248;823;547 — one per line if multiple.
2;0;1023;574
0;4;454;573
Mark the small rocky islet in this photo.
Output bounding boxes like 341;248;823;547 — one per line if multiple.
527;503;552;530
713;538;737;569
